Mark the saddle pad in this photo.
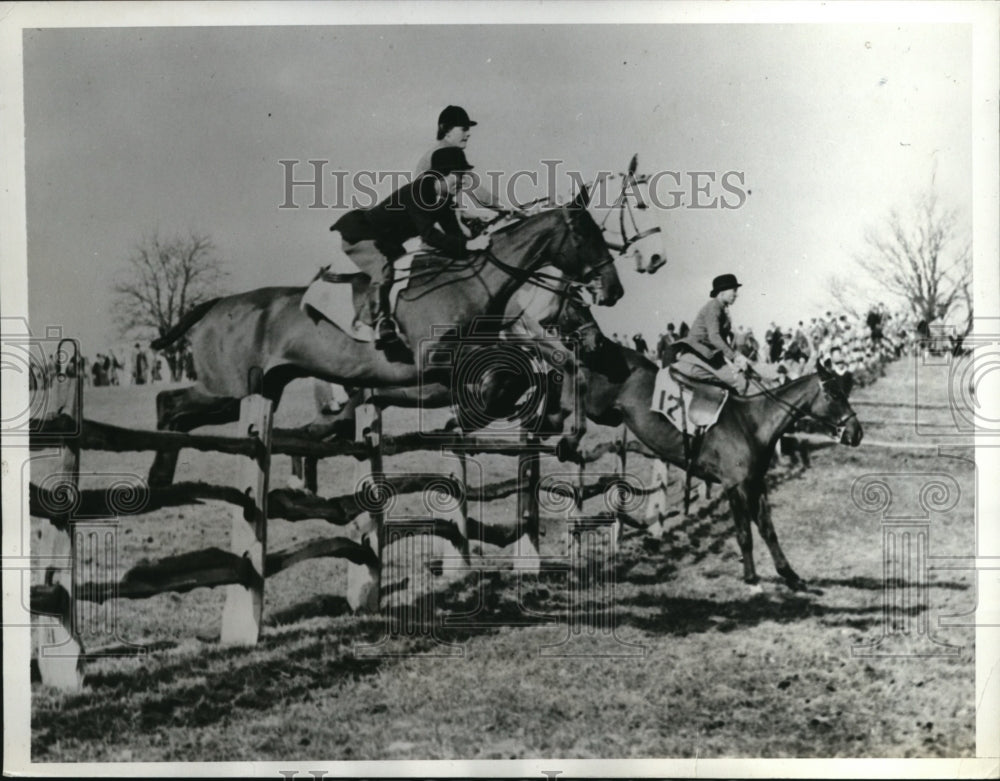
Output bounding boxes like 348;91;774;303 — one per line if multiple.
300;246;416;343
650;367;728;435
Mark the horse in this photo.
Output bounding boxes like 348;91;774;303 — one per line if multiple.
300;265;605;458
574;333;863;590
147;188;623;485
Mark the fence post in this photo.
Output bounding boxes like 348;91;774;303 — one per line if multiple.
220;368;272;645
346;393;382;613
514;435;542;574
611;426;628;542
37;340;84;690
451;450;472;567
291;455;319;493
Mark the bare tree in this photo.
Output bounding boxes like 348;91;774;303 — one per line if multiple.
113;231;228;339
856;185;971;328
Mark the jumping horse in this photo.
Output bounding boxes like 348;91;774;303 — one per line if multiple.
148;187;622;485
300;264;606;457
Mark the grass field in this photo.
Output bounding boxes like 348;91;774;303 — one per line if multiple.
29;356;977;760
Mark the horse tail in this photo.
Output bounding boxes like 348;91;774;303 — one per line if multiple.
151;298;220;350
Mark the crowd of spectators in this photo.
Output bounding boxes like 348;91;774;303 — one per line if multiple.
624;302;956;388
30;343;196;390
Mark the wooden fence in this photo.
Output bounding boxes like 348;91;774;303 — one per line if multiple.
28;364;662;690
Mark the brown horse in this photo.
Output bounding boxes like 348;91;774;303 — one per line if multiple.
148;191;622;484
302;267;604;456
577;337;863;590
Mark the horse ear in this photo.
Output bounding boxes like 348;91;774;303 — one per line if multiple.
572;183;592;210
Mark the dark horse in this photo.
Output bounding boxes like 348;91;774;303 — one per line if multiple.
577;335;863;590
148;190;622;484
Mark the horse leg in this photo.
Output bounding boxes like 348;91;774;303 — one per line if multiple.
304;391;359;441
750;484;806;591
148;386;241;486
726;484;758;585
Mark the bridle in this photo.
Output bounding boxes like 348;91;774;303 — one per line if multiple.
744;370;858;440
477;205;615;305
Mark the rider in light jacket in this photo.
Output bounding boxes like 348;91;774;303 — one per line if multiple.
672;273;774;394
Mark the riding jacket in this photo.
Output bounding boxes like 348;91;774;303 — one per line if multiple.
332;174;469;261
680;297;736;367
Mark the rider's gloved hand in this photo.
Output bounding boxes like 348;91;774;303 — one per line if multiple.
732;353;750;371
467;234;491;252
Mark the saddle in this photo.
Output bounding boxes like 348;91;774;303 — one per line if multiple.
300;251;420;343
651;365;729;435
650;363;729;515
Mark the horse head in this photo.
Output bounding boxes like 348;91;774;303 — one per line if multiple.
813;359;863;446
557;186;624;306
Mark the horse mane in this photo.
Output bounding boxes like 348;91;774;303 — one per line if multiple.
738;371;817;400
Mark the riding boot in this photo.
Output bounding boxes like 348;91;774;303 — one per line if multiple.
372;282;399;350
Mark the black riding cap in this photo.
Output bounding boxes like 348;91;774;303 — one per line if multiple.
710;273;742;298
438;105;477;129
429;147;474;175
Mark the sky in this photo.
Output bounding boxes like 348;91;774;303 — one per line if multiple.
17;17;974;353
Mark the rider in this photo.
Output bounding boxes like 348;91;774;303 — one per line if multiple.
414;105;508;213
672;273;773;394
332;146;491;348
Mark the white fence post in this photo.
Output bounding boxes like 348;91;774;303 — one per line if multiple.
220;369;273;645
37;341;84;690
514;435;542;574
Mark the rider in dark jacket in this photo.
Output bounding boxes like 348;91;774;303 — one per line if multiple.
331;147;489;348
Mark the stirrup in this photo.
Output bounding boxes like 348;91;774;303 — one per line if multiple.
374;317;400;350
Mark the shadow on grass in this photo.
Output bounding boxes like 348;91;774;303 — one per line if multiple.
35;460;966;756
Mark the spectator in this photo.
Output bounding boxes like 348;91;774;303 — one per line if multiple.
133;343;149;385
741;328;760;362
633;333;649;356
767;325;784;364
92;354;108;386
183;348;197;381
656;324;677;367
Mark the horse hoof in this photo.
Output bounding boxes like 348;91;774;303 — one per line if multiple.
743;575;760;586
785;578;808;592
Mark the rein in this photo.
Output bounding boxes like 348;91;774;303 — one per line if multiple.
744;371;857;438
474;205;607;304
